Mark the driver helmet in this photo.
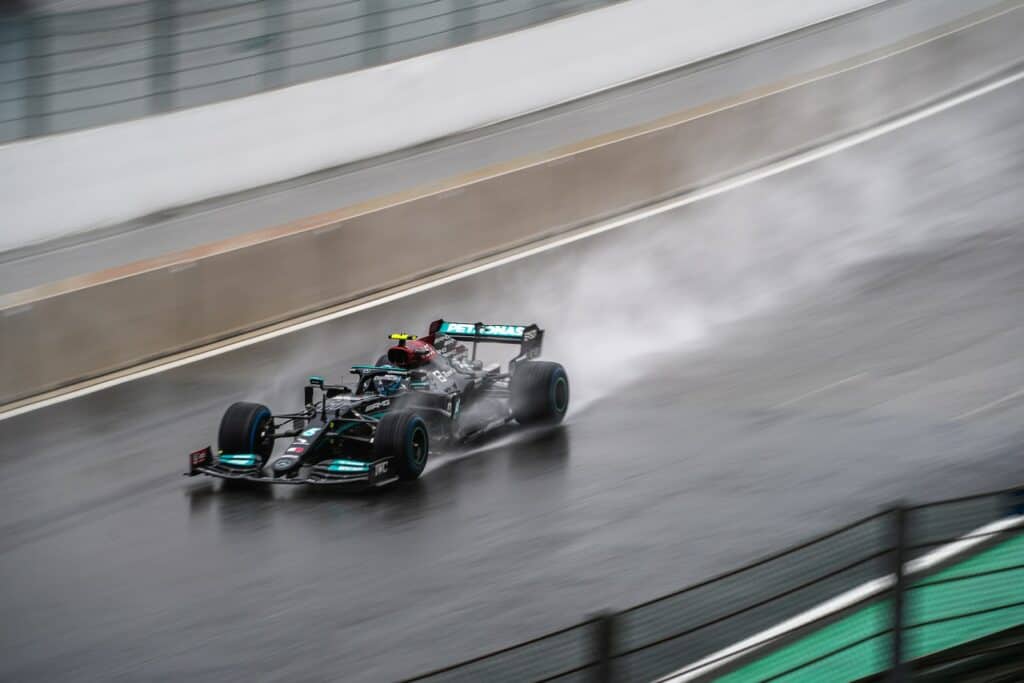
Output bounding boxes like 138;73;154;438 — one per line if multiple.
373;373;405;396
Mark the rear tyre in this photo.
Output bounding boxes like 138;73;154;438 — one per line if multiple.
374;411;429;481
218;401;274;465
511;361;569;426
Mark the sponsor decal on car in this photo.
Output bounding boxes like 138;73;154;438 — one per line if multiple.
374;462;388;476
301;427;321;437
286;446;305;454
440;322;525;337
190;448;210;467
272;456;298;471
363;399;390;413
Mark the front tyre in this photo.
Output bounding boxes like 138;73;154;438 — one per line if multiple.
375;411;430;480
511;361;569;425
218;401;274;465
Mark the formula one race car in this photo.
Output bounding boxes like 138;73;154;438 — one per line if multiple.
186;319;569;488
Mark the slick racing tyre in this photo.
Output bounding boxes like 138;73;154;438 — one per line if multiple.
218;401;274;464
375;411;430;481
511;361;569;426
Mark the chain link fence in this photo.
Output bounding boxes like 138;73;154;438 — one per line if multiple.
403;486;1024;682
0;0;622;142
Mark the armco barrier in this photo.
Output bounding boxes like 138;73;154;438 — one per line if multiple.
1;2;1023;407
399;486;1024;682
0;0;622;141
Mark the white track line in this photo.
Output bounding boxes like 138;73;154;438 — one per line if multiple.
656;513;1024;683
3;68;1023;423
774;373;867;409
953;387;1024;421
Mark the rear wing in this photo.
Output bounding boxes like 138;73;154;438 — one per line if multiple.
428;319;543;362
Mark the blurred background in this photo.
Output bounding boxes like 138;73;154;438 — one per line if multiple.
0;0;620;139
0;0;1022;681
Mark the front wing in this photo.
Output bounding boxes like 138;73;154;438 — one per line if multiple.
185;447;398;488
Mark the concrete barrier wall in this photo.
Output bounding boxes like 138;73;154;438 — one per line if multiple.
1;2;1022;407
0;0;882;251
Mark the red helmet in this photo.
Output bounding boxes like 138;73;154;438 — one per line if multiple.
386;339;436;368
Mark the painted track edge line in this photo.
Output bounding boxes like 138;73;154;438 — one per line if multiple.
2;67;1022;423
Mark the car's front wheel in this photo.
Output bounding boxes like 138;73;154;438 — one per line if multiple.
218;401;274;466
374;411;429;480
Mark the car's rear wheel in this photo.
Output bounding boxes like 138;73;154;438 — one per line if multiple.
511;361;569;425
218;401;274;465
374;410;429;480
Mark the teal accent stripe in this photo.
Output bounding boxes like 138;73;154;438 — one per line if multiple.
219;454;258;467
327;458;370;473
333;411;387;434
351;365;408;374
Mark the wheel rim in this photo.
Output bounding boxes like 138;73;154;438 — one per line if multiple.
552;376;569;413
252;413;273;459
410;426;428;466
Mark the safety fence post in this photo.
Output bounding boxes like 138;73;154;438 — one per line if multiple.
533;0;555;23
264;0;286;89
1010;488;1024;517
25;12;47;137
453;0;477;47
591;611;619;683
889;504;909;682
361;0;387;69
150;0;174;114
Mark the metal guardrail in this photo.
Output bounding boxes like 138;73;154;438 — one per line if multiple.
0;0;621;142
401;486;1024;682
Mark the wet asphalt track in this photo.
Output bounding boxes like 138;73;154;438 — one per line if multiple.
1;76;1023;682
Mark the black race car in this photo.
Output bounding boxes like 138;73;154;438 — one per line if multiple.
186;319;569;488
